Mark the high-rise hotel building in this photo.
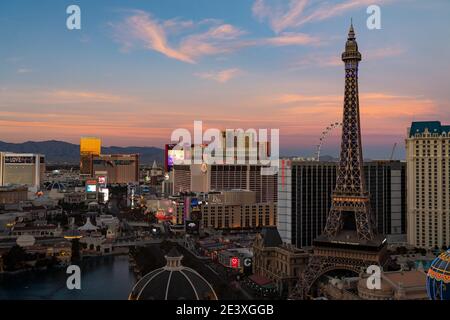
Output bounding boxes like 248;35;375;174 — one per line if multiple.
173;164;277;204
0;153;45;191
80;137;101;176
92;154;140;184
406;121;450;248
278;159;406;248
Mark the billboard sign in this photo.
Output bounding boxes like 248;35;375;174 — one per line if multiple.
230;257;240;269
98;176;107;186
185;219;199;235
86;180;97;193
165;143;188;172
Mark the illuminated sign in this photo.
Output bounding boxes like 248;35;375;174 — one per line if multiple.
185;219;199;235
5;156;36;164
191;198;199;207
99;188;109;202
168;149;185;167
165;144;188;172
86;185;97;193
98;176;106;185
230;257;240;269
155;210;173;221
86;180;97;193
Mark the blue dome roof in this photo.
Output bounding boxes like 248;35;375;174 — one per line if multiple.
426;250;450;300
46;182;66;191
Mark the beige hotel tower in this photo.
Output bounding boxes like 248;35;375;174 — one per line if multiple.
406;121;450;248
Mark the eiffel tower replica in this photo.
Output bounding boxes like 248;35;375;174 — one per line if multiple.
290;23;388;300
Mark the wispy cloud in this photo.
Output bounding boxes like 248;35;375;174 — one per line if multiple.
273;91;438;129
47;90;129;104
264;32;320;46
115;11;195;63
113;11;246;64
291;45;405;69
17;68;33;74
112;10;321;64
366;46;405;60
2;89;132;105
195;68;242;83
253;0;309;33
253;0;394;33
276;92;427;105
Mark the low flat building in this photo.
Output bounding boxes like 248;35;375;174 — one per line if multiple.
0;186;28;204
63;192;85;205
320;269;427;300
46;242;72;265
11;223;62;238
358;270;428;300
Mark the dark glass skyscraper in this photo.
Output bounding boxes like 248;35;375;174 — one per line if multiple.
278;160;406;248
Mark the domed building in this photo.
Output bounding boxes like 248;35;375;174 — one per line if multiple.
427;249;450;300
129;247;218;300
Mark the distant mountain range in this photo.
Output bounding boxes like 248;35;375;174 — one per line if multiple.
0;140;164;165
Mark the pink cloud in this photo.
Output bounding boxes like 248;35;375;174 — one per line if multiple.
264;32;319;46
113;11;247;63
121;12;195;63
253;0;308;33
292;46;406;69
194;68;242;83
253;0;395;33
113;10;322;64
272;91;439;137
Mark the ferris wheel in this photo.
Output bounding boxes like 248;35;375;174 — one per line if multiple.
315;122;342;161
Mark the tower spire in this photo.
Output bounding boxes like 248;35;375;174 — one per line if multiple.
348;19;355;39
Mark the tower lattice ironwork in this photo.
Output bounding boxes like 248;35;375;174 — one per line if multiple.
322;22;375;241
290;23;387;300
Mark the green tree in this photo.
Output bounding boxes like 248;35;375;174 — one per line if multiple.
4;245;27;271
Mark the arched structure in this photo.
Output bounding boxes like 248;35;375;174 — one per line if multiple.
315;122;342;161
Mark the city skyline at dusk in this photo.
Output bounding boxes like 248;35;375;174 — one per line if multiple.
1;0;450;158
1;1;450;306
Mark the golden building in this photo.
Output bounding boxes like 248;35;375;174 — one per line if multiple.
80;137;101;176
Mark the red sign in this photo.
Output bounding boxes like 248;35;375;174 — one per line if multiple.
98;176;106;185
155;210;173;221
230;257;239;268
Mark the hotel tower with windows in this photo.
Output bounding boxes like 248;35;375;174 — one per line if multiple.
406;121;450;248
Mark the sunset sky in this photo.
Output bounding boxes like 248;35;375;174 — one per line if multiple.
0;0;449;158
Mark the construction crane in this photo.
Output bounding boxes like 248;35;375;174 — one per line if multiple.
389;143;398;161
315;122;342;161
